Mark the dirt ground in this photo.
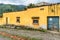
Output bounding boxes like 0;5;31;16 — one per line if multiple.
0;28;60;40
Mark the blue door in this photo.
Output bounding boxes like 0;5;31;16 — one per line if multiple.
47;16;59;31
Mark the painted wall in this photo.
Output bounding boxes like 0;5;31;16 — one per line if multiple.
0;4;60;29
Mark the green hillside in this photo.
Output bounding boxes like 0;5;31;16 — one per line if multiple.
0;4;27;16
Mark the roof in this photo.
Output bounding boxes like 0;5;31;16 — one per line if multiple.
35;2;60;7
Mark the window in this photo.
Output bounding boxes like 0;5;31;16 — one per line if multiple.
32;17;39;24
51;9;55;12
33;20;38;24
16;17;20;23
40;8;44;10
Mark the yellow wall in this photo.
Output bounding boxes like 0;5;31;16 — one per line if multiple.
0;4;60;29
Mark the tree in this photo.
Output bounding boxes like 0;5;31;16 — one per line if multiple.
27;3;36;8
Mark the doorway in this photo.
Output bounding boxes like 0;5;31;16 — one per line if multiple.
47;16;59;31
6;17;8;25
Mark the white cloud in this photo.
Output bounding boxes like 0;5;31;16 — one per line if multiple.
22;0;37;5
0;0;60;5
0;0;37;5
37;0;60;3
0;0;21;5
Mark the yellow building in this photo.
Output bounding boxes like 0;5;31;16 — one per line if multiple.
0;3;60;31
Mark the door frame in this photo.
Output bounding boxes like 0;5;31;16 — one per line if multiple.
47;16;59;31
6;17;8;25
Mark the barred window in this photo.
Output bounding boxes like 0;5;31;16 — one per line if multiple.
32;17;39;24
16;17;20;23
33;20;38;24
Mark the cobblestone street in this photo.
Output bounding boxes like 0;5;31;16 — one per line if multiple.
0;28;60;40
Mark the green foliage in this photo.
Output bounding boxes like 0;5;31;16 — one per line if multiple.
0;4;27;16
0;25;6;28
27;3;36;8
40;29;47;32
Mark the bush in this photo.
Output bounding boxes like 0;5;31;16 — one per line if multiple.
0;25;47;32
40;29;47;32
0;25;6;28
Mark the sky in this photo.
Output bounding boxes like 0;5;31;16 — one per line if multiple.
0;0;60;5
